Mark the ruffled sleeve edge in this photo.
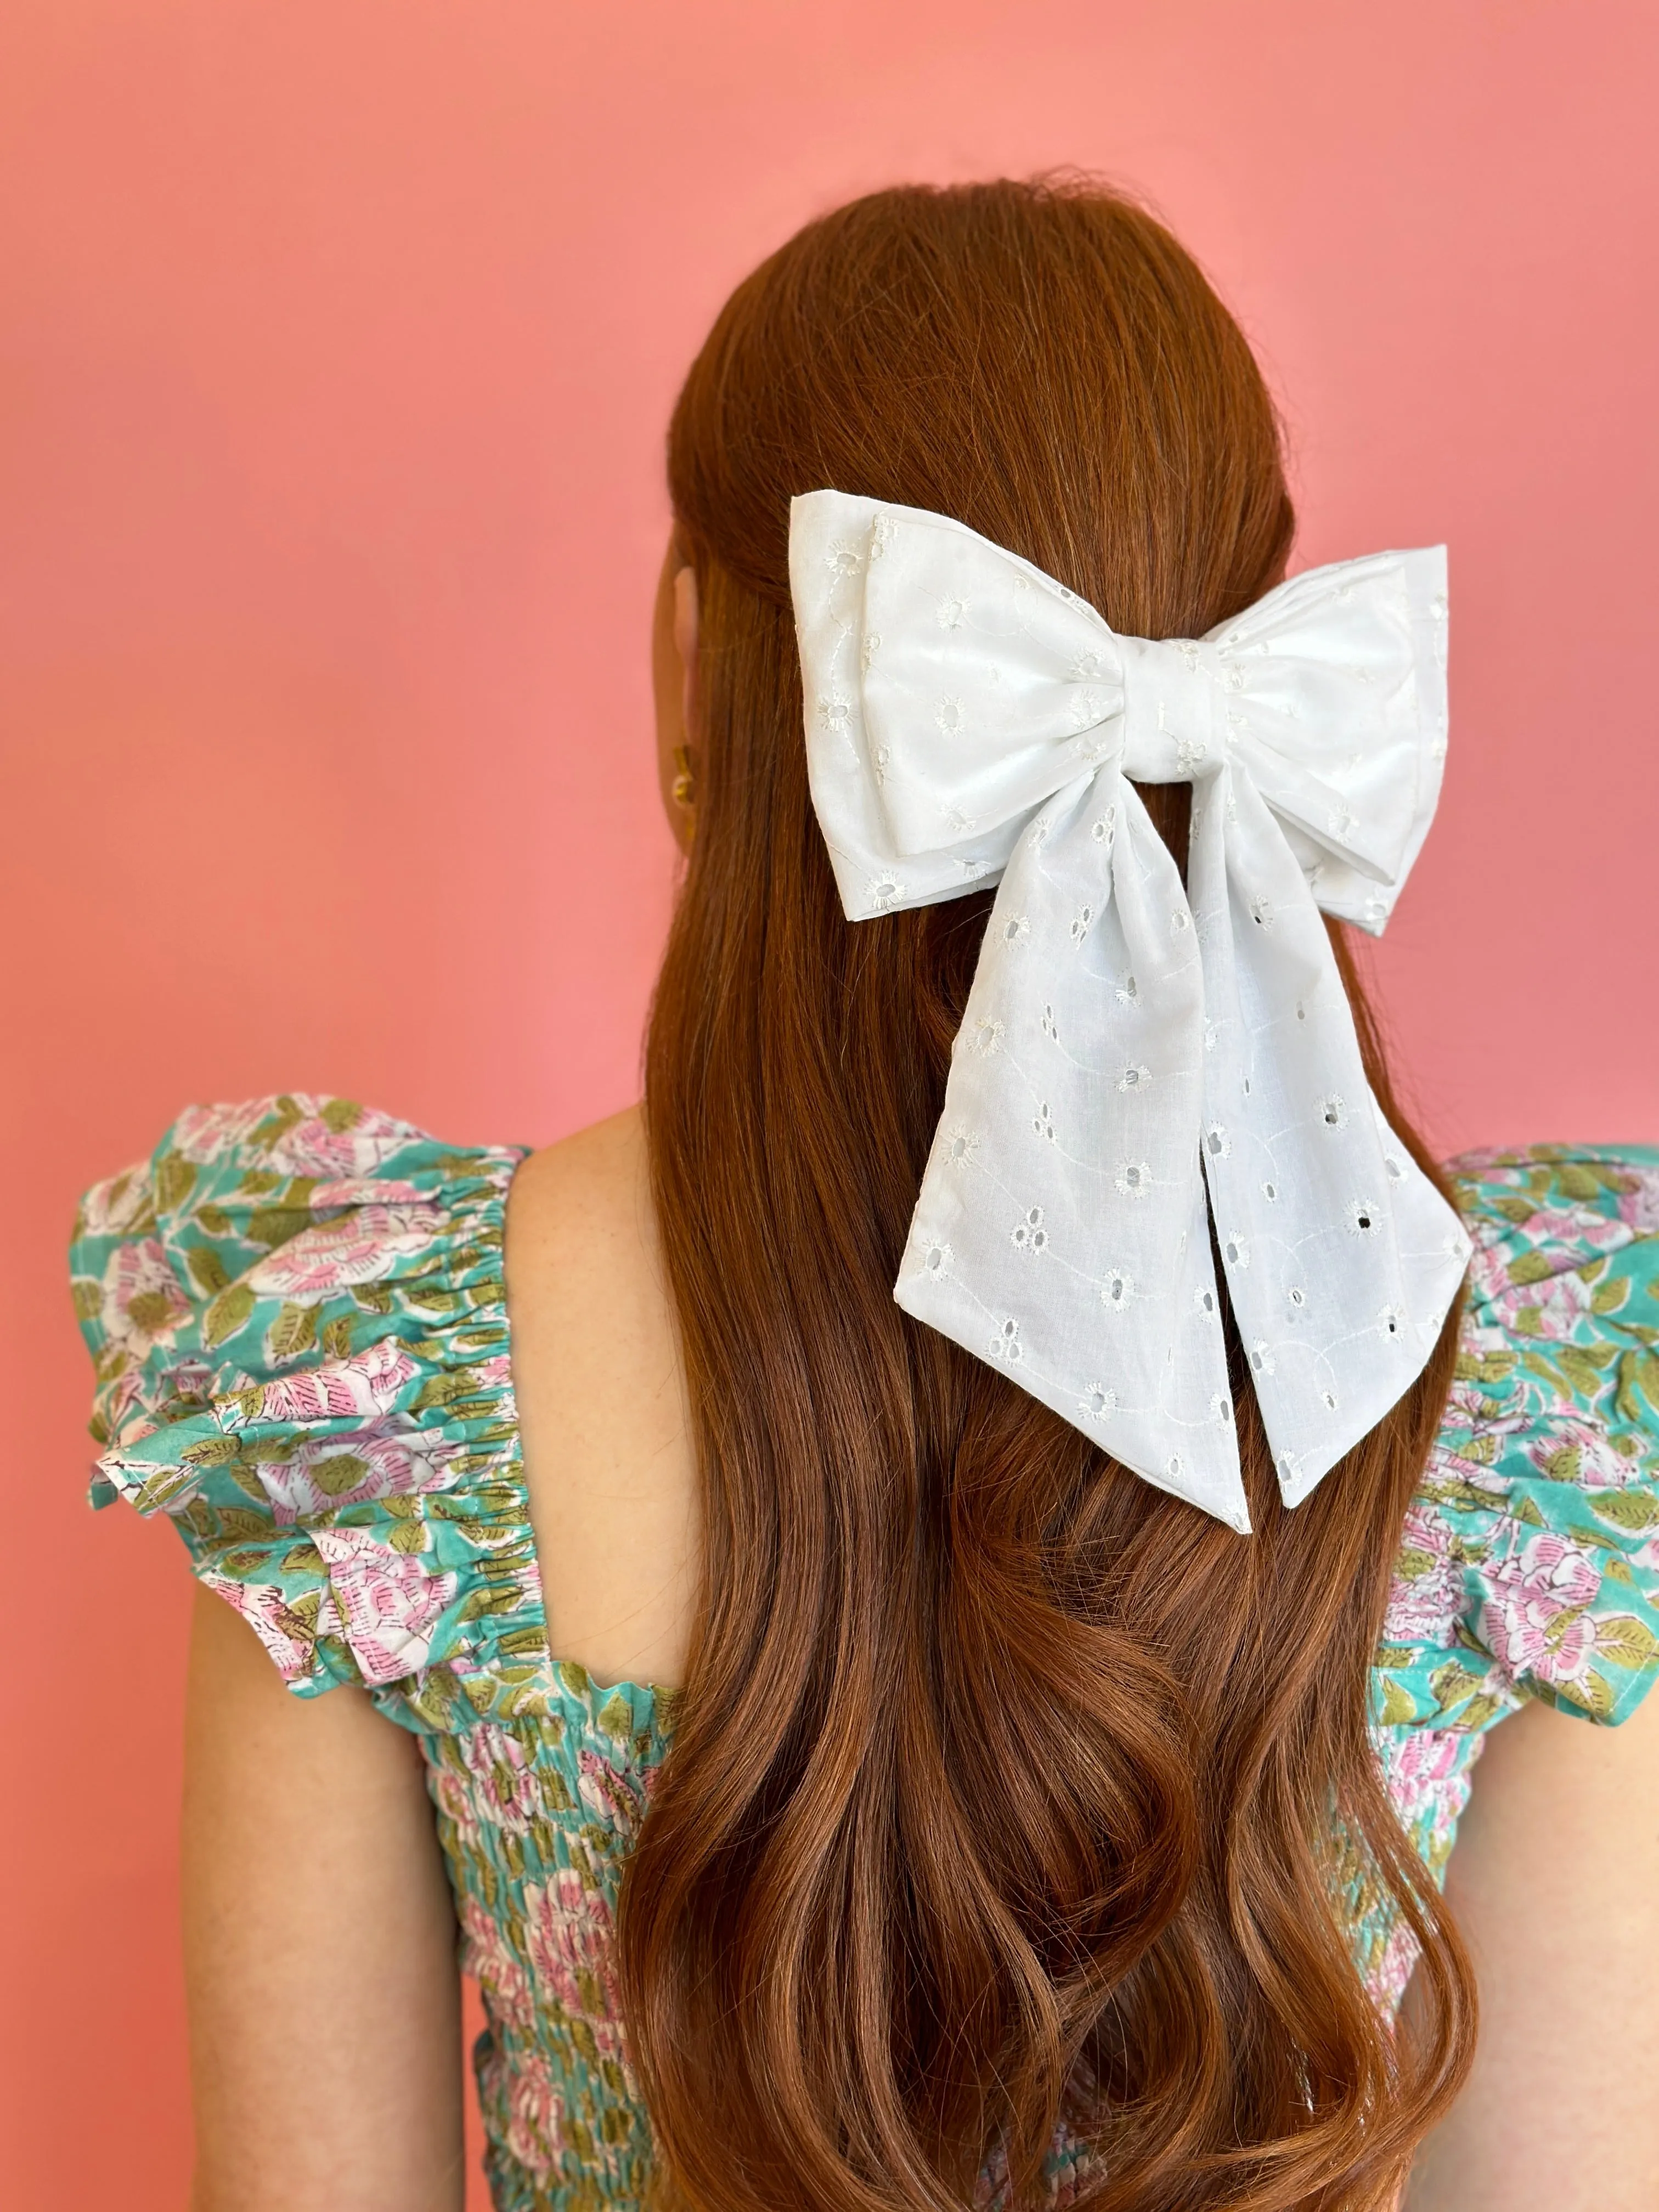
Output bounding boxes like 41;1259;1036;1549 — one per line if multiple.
71;1094;560;1731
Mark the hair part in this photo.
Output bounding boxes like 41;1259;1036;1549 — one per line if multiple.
625;176;1473;2212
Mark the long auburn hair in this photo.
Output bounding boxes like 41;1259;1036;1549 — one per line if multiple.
623;178;1473;2212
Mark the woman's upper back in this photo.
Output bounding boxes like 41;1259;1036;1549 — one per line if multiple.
73;1098;1659;1855
70;1096;1659;2200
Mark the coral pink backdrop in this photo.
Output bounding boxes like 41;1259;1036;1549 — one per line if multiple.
2;3;1654;2204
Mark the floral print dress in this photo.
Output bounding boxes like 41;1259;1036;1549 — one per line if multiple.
71;1099;1659;2211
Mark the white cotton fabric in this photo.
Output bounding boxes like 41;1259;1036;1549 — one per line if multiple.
789;491;1472;1533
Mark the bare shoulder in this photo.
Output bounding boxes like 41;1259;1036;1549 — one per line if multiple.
504;1105;697;1691
1406;1689;1659;2206
507;1102;651;1247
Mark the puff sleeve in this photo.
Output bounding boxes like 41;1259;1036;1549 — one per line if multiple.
69;1095;552;1730
1376;1146;1659;1735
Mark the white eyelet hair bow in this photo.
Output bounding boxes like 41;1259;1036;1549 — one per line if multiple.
790;491;1471;1533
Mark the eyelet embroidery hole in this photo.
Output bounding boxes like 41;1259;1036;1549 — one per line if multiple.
1010;1207;1048;1254
1322;1095;1347;1129
1249;1341;1275;1375
1204;1124;1229;1159
1115;1161;1150;1198
991;1317;1023;1363
1102;1268;1134;1310
1118;1063;1149;1093
1081;1383;1117;1418
1002;914;1029;947
922;1241;952;1277
1223;1233;1249;1269
1350;1199;1376;1234
1262;1180;1278;1201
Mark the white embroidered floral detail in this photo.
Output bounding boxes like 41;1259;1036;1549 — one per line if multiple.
1010;1206;1048;1254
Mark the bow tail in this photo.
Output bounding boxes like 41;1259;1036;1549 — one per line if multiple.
895;771;1250;1532
1188;769;1471;1505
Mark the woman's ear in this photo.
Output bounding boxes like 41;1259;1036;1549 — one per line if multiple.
652;538;700;851
673;563;699;744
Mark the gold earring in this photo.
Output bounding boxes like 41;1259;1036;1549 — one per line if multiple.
671;745;697;836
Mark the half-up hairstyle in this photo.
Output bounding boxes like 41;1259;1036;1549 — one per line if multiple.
624;177;1474;2212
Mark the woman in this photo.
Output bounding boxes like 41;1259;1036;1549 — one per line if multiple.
72;180;1659;2211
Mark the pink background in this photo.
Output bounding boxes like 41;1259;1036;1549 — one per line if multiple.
2;3;1654;2203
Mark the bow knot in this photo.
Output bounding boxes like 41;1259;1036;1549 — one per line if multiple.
790;492;1469;1532
1116;635;1234;780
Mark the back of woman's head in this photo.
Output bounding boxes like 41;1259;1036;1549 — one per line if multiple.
627;177;1472;2212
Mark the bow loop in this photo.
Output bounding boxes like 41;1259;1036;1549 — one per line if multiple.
790;490;1468;1528
848;508;1129;860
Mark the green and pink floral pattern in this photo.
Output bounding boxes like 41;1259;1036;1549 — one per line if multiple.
71;1105;1659;2208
